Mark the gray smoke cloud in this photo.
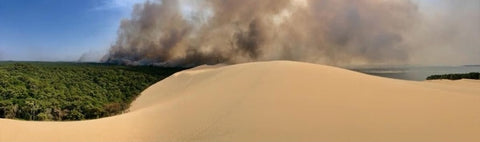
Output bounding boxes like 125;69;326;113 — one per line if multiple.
102;0;476;67
407;0;480;65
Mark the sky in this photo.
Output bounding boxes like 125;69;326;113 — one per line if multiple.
0;0;477;64
0;0;145;61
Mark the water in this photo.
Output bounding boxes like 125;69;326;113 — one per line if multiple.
349;66;480;81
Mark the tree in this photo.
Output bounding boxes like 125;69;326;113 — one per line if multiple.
0;62;185;121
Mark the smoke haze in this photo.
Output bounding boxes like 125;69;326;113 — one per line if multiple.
408;0;480;65
102;0;479;67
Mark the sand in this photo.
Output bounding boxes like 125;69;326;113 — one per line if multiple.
1;61;479;142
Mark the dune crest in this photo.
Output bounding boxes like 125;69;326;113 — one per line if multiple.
1;61;480;142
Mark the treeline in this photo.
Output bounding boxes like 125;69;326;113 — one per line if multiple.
0;62;185;121
426;72;480;80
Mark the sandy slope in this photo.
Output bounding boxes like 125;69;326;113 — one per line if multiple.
1;61;480;142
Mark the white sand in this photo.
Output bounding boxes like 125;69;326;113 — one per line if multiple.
1;61;479;142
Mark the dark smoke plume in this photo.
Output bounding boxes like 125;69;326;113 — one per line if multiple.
103;0;420;67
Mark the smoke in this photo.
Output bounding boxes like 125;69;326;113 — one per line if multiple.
102;0;475;67
78;50;105;62
407;0;480;65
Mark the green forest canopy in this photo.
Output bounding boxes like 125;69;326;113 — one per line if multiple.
0;62;185;121
426;72;480;80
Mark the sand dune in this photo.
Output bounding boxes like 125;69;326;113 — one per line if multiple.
1;61;480;142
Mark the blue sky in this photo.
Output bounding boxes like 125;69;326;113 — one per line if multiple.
0;0;145;61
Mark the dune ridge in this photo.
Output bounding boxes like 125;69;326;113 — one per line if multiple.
1;61;480;142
